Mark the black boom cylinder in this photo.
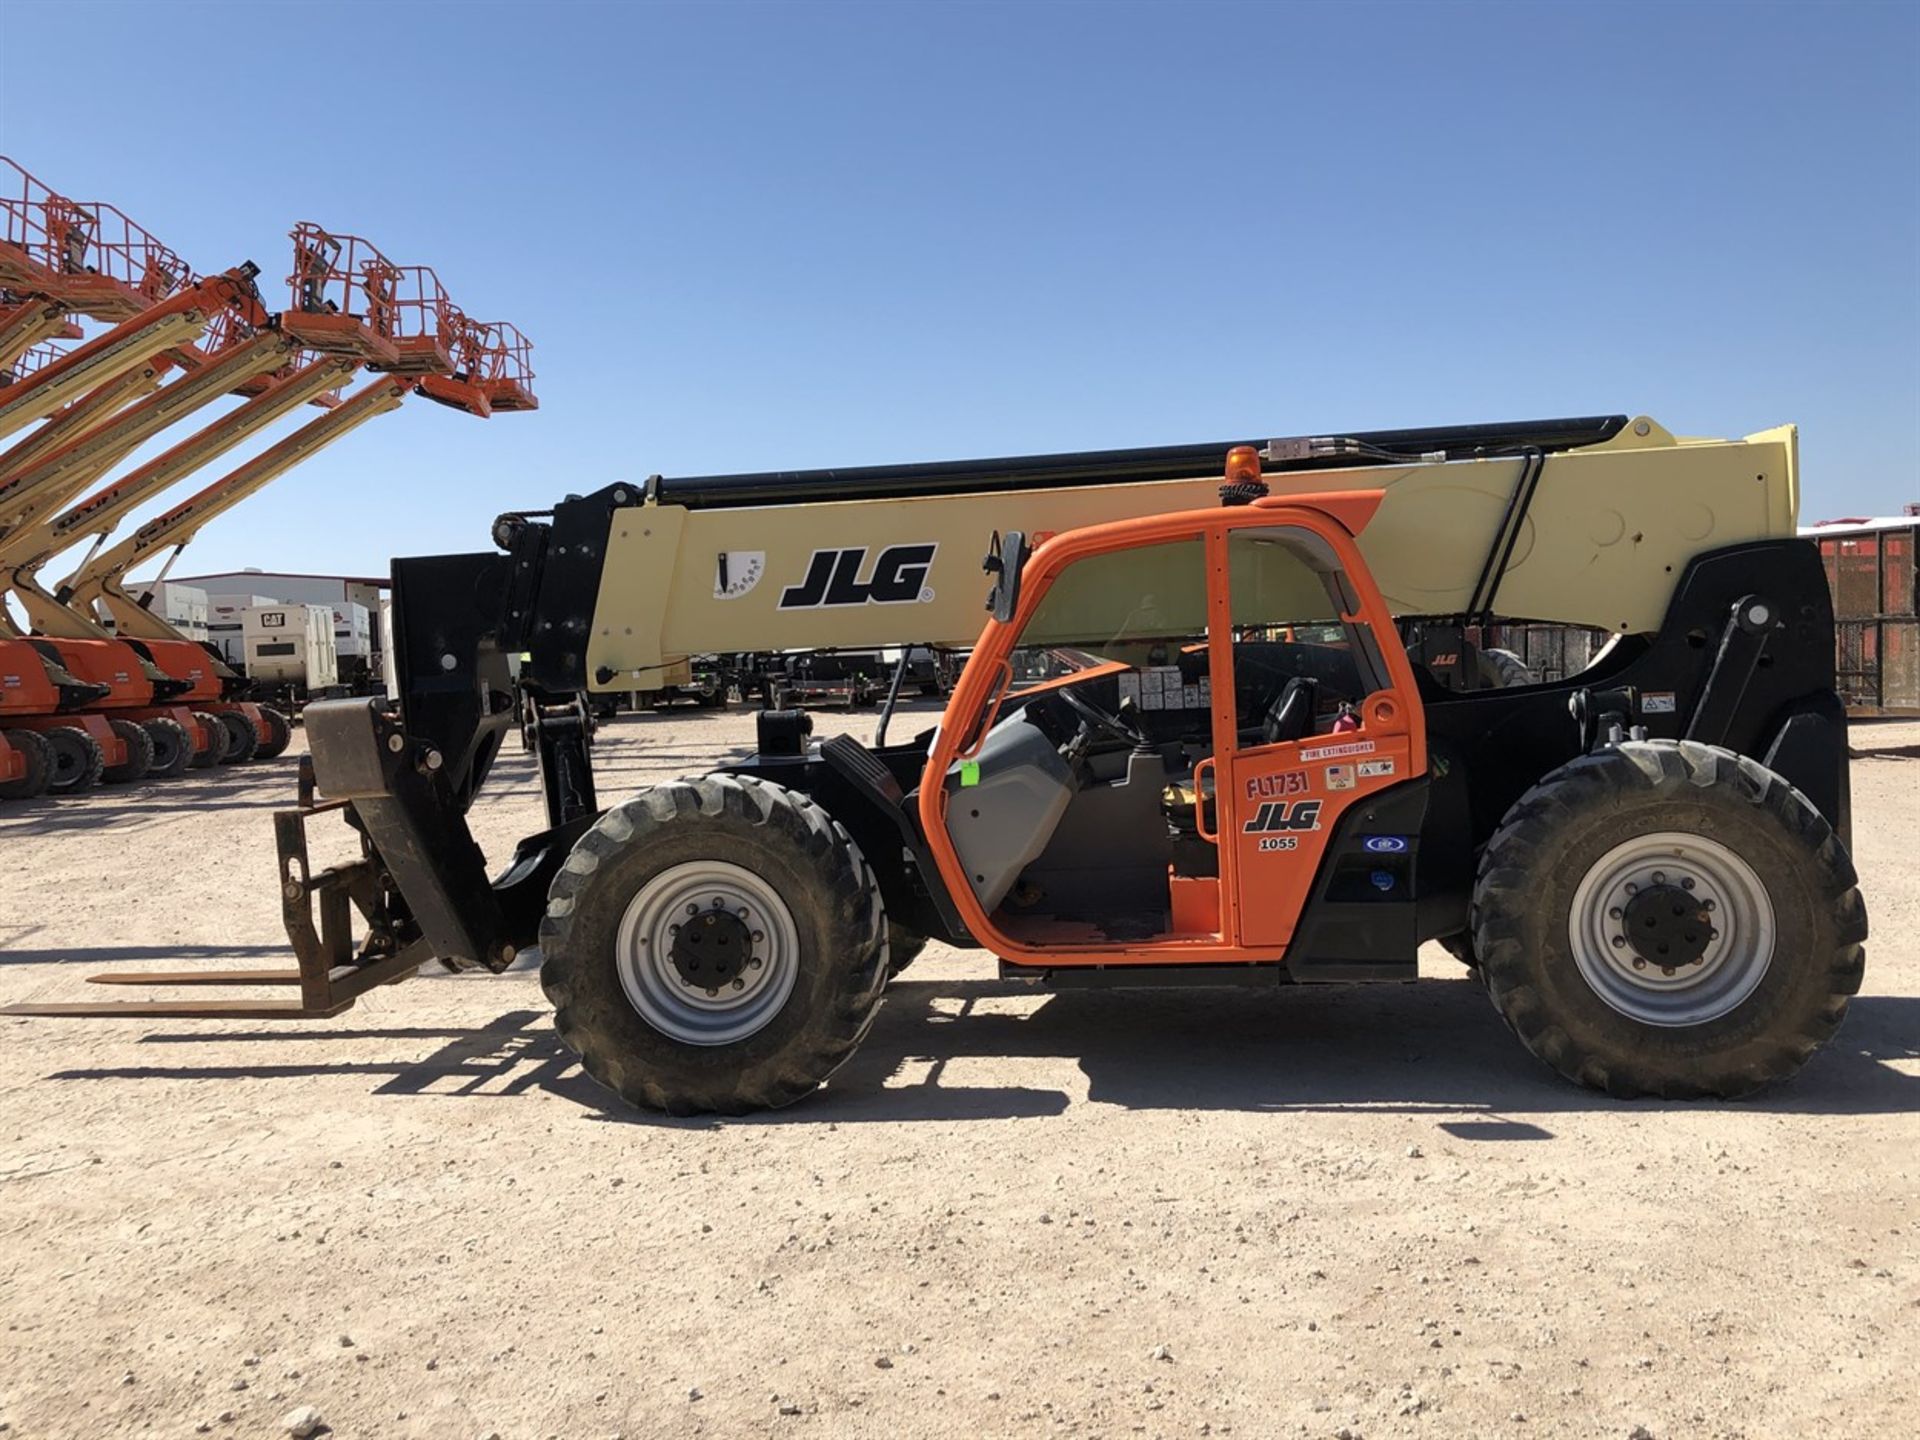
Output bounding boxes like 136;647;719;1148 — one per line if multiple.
645;415;1627;510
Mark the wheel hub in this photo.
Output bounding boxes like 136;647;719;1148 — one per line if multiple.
1621;882;1713;968
614;861;800;1046
1566;832;1776;1028
669;908;754;989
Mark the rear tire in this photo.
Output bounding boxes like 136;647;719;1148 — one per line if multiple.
102;718;155;784
1477;647;1536;688
1438;931;1480;973
0;729;52;800
142;717;193;779
255;706;293;759
43;725;104;795
1472;740;1867;1099
218;709;261;764
540;774;889;1115
187;711;224;768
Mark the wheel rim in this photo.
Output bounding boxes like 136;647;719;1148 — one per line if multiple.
1567;831;1776;1027
49;736;81;784
615;860;801;1045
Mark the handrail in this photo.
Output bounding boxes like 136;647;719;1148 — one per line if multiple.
4;340;67;385
286;224;459;367
465;318;538;409
0;157;189;317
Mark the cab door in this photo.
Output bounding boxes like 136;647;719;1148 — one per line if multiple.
1212;516;1424;952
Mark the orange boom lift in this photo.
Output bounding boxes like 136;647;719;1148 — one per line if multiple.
0;160;244;795
0;228;533;798
63;318;536;645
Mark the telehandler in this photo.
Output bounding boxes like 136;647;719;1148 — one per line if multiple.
9;415;1867;1114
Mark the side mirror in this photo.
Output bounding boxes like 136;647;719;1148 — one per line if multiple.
982;529;1030;625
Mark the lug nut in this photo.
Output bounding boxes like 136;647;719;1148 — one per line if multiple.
1652;871;1665;883
749;956;763;969
686;903;698;916
1632;958;1646;970
705;987;718;998
752;930;764;943
1611;935;1627;948
1681;877;1695;890
733;979;745;990
1702;899;1716;911
1661;966;1675;976
1625;882;1639;895
1609;906;1623;920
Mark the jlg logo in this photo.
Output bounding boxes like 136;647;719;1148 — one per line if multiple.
1242;799;1322;834
779;544;937;609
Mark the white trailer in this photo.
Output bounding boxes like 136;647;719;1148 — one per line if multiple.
331;601;374;686
155;583;210;642
180;571;388;680
206;593;276;668
243;603;338;690
379;595;397;697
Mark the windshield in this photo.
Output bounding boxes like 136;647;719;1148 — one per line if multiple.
1005;536;1207;695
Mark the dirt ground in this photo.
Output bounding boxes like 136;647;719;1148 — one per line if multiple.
1;706;1915;1440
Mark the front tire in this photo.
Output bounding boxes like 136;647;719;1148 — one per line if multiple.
43;725;105;795
187;711;224;768
540;774;889;1114
886;923;928;978
1437;931;1480;974
218;709;261;764
102;718;155;784
0;729;52;800
1472;740;1866;1099
142;717;193;779
255;706;293;759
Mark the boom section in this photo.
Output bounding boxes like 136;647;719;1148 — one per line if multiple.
501;415;1798;695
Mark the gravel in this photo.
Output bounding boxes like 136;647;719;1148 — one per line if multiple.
0;710;1914;1439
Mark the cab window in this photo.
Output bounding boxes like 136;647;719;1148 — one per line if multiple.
1227;526;1389;743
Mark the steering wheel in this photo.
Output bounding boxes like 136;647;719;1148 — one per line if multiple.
1058;683;1148;749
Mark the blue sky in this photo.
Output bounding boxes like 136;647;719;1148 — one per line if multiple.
2;0;1915;582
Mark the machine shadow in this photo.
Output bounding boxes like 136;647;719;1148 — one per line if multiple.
960;981;1920;1122
49;977;1920;1127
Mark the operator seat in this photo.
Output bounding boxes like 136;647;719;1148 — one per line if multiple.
1262;675;1321;745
